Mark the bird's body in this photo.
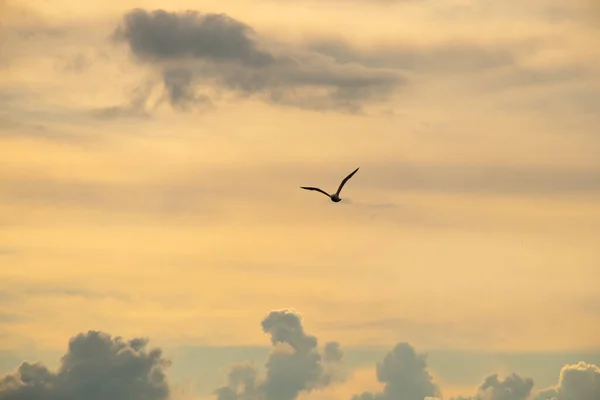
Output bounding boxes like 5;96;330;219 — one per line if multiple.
300;167;359;203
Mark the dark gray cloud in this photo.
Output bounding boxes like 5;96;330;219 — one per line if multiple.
535;361;600;400
161;67;212;111
214;309;344;400
351;342;441;400
452;373;534;400
0;331;170;400
111;8;405;114
112;9;276;67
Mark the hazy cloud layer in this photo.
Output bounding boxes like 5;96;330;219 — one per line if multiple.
307;39;519;75
0;331;170;400
365;163;600;197
109;8;405;114
214;309;344;400
3;161;600;219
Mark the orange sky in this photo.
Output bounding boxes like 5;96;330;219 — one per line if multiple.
1;0;599;360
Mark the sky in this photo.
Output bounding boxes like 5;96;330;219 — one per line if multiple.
0;0;600;399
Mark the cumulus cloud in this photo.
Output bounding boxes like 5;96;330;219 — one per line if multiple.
452;361;600;400
324;342;344;363
534;361;600;400
347;340;599;400
351;342;441;400
110;8;405;114
451;373;534;400
0;331;170;400
214;309;344;400
0;310;598;400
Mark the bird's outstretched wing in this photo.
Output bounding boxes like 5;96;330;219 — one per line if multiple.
335;167;360;195
301;187;331;198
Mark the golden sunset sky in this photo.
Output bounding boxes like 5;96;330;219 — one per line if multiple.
1;0;599;399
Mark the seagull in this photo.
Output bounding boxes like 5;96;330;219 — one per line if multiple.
301;167;360;203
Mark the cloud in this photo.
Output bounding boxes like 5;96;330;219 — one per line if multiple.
110;8;405;114
0;309;599;400
113;9;276;67
307;39;518;75
535;361;600;400
452;373;534;400
476;374;534;400
306;37;595;100
351;342;441;400
324;342;344;363
0;331;170;400
90;80;155;120
450;361;600;400
214;309;344;400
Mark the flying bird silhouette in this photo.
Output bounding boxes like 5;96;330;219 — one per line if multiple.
301;167;360;203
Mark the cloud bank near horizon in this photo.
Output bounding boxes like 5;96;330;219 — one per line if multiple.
0;309;598;400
